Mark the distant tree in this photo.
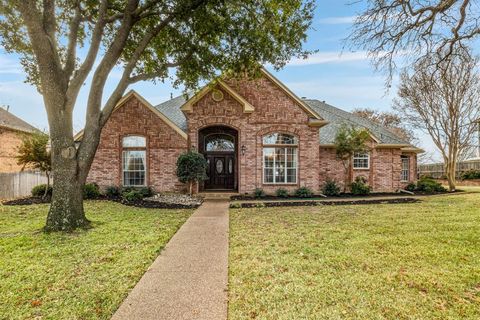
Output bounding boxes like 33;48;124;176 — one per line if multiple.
0;0;315;231
334;126;371;192
394;49;480;192
352;108;416;143
176;150;208;195
348;0;480;81
17;132;52;199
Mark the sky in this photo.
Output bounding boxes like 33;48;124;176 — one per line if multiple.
0;0;457;160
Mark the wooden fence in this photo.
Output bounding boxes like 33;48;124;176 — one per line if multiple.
0;171;48;199
418;160;480;179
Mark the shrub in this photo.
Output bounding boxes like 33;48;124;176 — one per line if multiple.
138;187;154;198
105;186;120;197
230;202;242;209
276;188;289;198
405;183;416;192
322;178;341;196
31;184;52;197
176;150;208;195
416;177;446;193
294;186;313;198
350;176;371;195
254;188;265;198
83;183;101;199
121;189;144;202
461;170;480;180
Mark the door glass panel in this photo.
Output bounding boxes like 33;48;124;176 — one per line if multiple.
205;134;235;152
216;159;223;174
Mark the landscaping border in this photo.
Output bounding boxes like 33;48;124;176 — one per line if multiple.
230;197;421;208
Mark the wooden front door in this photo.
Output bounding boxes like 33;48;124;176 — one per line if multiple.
199;126;238;191
205;154;235;190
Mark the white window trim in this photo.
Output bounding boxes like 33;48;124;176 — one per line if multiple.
401;156;410;182
262;147;298;184
122;150;147;187
353;152;370;170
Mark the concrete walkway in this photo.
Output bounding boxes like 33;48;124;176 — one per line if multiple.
112;200;230;320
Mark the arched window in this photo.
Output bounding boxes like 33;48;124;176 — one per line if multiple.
205;134;235;152
263;133;298;184
122;135;146;186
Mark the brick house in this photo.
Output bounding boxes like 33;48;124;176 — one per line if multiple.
84;69;421;194
0;108;38;173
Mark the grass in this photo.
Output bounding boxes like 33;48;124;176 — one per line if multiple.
0;201;192;320
229;192;480;319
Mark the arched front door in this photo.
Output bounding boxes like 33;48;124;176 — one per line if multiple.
199;126;238;190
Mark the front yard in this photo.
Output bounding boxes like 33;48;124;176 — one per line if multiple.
229;192;480;319
0;201;192;319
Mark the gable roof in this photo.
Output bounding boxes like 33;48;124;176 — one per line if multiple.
74;90;187;141
304;99;411;146
0;108;38;134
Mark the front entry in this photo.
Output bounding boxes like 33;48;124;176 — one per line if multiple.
199;126;238;191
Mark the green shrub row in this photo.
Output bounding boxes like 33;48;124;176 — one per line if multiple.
31;184;154;201
254;187;314;199
405;176;446;193
461;170;480;180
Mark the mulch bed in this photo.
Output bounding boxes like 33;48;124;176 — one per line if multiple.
1;196;201;209
231;197;421;208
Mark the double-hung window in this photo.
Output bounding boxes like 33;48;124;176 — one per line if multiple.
353;152;369;169
401;155;410;182
122;136;147;186
263;133;298;184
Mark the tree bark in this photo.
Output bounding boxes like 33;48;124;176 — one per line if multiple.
445;160;457;192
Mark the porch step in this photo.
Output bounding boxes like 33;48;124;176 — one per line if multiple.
199;192;239;200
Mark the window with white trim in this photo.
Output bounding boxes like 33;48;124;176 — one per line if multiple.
401;155;410;181
263;133;298;184
122;136;146;186
353;152;369;169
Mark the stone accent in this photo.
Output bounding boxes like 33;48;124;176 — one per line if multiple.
0;127;28;173
87;96;187;192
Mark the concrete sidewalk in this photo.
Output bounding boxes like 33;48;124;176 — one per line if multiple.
112;200;230;320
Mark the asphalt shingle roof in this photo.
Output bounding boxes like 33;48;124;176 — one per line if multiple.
154;95;410;146
0;108;38;133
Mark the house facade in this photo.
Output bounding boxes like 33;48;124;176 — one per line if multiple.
0;108;38;173
86;69;421;194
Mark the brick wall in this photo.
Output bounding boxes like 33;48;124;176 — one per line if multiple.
87;96;187;192
0;127;27;173
185;75;320;194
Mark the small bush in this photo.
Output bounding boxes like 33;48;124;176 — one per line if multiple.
294;186;313;198
138;187;154;198
350;176;371;195
416;177;446;193
83;183;101;199
322;178;341;196
31;184;52;197
254;188;265;198
105;186;120;197
230;202;242;209
122;190;144;202
461;170;480;180
255;202;266;208
405;183;416;192
276;188;289;198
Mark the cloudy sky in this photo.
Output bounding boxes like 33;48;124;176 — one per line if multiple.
0;1;455;160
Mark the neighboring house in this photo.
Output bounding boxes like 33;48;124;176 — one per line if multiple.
0;108;38;173
82;68;421;194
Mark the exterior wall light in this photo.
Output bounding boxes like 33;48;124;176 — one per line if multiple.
241;145;246;155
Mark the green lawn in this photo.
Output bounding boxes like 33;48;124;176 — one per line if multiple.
0;201;192;320
229;192;480;319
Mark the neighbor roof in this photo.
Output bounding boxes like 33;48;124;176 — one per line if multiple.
155;95;412;147
0;108;38;134
304;99;410;145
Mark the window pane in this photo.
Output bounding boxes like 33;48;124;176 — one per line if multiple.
122;136;146;148
275;167;285;183
401;156;409;181
287;168;297;183
263;133;298;145
123;150;146;186
264;168;274;183
263;148;275;167
353;152;369;169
